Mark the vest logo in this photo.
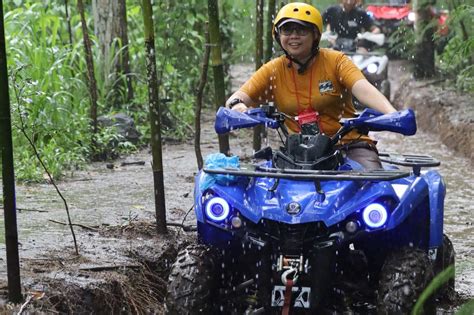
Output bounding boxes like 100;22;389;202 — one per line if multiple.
348;20;358;28
319;80;334;94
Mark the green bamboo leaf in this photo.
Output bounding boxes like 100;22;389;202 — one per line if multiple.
412;265;455;315
456;299;474;315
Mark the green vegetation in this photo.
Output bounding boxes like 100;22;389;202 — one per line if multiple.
411;265;454;314
2;0;234;181
437;3;474;92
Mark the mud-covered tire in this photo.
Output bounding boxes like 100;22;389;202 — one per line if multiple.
165;244;219;315
377;247;434;314
434;234;455;300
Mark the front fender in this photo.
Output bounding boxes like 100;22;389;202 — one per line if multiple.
386;171;445;247
424;170;445;248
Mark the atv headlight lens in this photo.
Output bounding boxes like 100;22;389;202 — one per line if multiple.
205;197;230;222
408;12;416;22
367;63;378;74
362;203;388;228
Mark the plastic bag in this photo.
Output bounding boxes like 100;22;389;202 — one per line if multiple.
199;153;240;191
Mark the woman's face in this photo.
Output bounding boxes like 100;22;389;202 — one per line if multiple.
279;23;317;61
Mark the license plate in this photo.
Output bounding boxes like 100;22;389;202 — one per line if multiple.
271;285;311;308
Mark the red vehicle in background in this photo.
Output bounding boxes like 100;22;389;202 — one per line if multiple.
365;1;449;38
365;0;449;55
366;1;414;39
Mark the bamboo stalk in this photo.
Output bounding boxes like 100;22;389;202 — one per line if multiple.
142;0;167;234
208;0;230;155
0;2;22;303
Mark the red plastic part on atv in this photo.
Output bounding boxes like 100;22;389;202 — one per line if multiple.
366;5;410;20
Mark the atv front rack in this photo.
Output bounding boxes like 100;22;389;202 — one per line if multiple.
204;167;410;182
379;153;440;175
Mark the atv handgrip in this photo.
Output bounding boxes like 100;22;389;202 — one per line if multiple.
215;107;280;134
341;108;417;135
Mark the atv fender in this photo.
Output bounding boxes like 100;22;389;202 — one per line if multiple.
387;170;445;247
423;170;446;248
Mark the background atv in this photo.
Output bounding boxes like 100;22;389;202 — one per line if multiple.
323;31;391;106
166;106;454;314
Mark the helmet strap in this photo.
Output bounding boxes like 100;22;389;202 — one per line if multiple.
284;43;320;75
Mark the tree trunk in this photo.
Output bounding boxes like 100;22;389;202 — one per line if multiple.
195;23;211;170
142;0;167;234
253;0;265;152
77;0;99;148
413;0;436;78
0;3;22;303
207;0;230;155
64;0;73;46
265;0;276;62
93;0;133;108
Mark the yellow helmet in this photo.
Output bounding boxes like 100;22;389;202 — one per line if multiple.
273;2;323;36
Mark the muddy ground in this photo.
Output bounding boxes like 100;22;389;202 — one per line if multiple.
0;61;473;313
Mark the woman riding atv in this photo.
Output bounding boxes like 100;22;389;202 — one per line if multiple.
226;2;395;170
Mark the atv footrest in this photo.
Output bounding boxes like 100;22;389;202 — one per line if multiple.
379;153;440;167
204;167;410;181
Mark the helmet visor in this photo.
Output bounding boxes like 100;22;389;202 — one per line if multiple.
277;19;314;35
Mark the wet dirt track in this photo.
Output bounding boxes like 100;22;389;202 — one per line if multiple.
0;62;473;311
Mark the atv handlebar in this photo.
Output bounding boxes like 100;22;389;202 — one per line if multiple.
215;106;417;140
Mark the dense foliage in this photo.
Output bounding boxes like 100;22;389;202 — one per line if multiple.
437;3;473;92
3;0;237;181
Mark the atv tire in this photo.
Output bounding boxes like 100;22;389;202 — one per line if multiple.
377;247;434;314
165;244;219;315
434;234;455;301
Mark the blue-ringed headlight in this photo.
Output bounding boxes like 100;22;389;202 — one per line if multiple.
362;203;388;228
205;197;230;222
367;63;378;74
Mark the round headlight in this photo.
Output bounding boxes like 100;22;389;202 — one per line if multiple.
205;197;230;222
408;12;416;22
362;203;388;228
367;63;378;74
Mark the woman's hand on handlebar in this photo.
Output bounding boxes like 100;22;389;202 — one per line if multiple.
226;91;254;113
229;103;248;113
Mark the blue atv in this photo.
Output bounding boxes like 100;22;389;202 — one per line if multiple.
166;105;455;314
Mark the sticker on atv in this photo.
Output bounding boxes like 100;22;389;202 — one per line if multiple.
271;286;311;308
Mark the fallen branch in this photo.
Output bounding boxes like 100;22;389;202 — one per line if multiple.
18;295;33;315
0;207;49;213
48;219;99;232
17;207;49;213
79;264;141;272
166;222;197;232
121;161;146;166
